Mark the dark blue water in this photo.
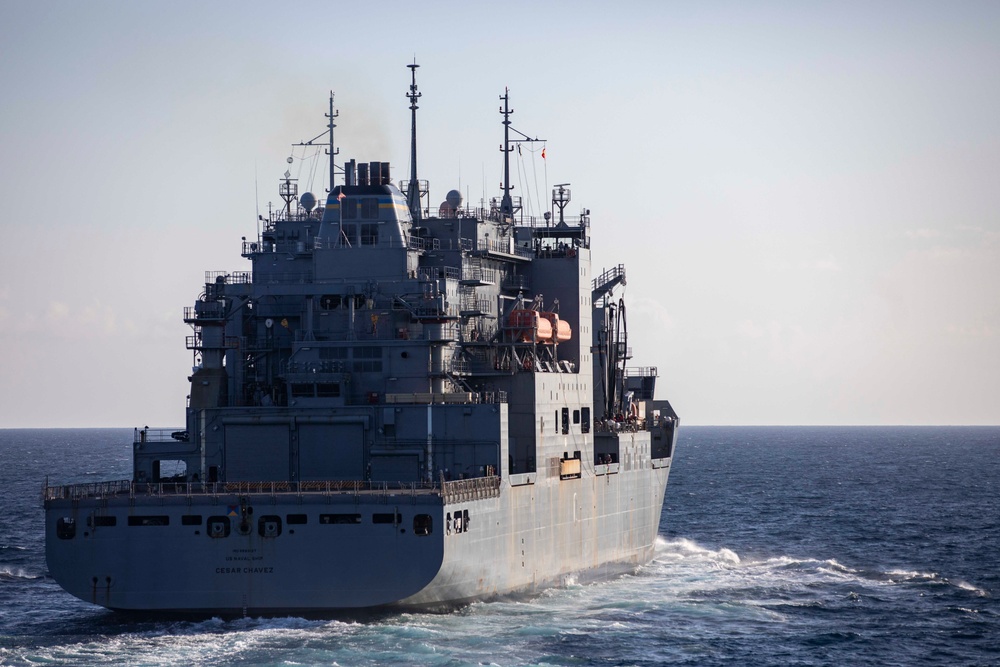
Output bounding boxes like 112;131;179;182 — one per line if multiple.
1;426;997;666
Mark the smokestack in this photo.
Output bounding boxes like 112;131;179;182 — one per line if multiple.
357;162;369;186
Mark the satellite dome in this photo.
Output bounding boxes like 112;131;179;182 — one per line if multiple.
446;189;463;209
300;192;316;212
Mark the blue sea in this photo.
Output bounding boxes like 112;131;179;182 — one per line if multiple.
1;426;997;666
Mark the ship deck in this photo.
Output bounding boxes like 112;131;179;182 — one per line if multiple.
44;476;502;505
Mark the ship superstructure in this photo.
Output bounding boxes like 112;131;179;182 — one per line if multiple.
44;68;679;613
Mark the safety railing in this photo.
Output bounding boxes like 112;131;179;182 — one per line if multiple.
441;475;501;504
418;266;460;282
205;270;253;285
43;478;450;503
594;418;649;434
43;479;133;501
624;366;659;378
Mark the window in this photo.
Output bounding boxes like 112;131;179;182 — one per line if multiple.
360;198;379;219
573;409;580;424
341;198;358;220
181;515;202;526
128;515;169;527
56;517;76;540
292;383;342;398
353;346;383;373
582;407;591;434
562;407;569;435
319;295;341;310
361;223;379;245
286;514;308;525
413;514;433;536
373;513;402;524
88;515;117;527
319;513;361;524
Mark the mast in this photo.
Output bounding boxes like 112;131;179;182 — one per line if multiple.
499;89;514;221
406;60;422;221
326;92;339;192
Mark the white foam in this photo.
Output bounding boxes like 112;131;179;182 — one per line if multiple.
885;569;938;582
654;537;742;566
0;566;42;581
953;580;988;597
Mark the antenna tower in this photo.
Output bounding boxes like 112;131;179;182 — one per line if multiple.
407;60;422;222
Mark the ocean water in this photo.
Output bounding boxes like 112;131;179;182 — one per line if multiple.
1;426;997;666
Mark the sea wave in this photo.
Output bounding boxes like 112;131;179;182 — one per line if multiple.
0;565;43;581
645;538;991;606
653;536;741;565
12;617;368;667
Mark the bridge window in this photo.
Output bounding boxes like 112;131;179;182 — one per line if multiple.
341;198;358;219
361;198;379;219
361;223;379;245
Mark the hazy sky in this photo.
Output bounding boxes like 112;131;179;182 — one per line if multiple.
1;1;997;427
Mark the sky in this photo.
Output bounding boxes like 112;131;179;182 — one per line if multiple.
1;1;998;427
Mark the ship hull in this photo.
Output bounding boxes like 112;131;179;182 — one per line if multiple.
45;454;671;613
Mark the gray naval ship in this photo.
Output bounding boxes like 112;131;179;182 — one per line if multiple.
44;66;680;614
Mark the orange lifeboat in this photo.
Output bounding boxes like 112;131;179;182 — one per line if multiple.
540;312;572;343
509;309;553;343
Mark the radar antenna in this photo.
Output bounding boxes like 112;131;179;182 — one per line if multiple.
279;170;297;217
553;183;571;225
